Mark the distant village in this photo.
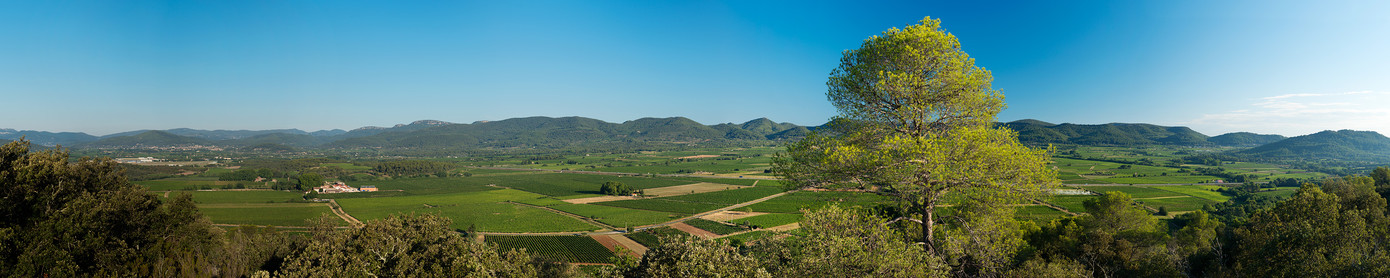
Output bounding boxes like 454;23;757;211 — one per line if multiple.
313;181;378;194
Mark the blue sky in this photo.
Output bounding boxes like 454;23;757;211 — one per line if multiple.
2;1;1388;136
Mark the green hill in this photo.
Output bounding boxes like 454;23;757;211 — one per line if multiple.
1237;130;1390;161
1209;132;1286;146
766;126;812;140
1001;120;1212;146
0;129;98;146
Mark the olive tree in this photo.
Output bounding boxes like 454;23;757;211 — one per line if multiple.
773;17;1056;251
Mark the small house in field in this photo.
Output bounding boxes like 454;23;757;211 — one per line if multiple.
360;186;378;192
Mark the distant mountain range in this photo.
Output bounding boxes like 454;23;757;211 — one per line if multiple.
6;117;1388;162
999;119;1286;146
5;117;813;149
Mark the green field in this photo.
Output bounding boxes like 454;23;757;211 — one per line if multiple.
593;186;783;214
684;218;748;235
662;176;780;187
1045;195;1097;213
1152;185;1231;202
593;199;726;214
720;230;773;243
626;227;686;248
484;173;692;197
336;189;599;233
549;203;687;227
1015;205;1070;222
659;186;785;205
199;204;343;227
187;190;305;204
1134;196;1217;212
735;213;801;228
485;235;615;263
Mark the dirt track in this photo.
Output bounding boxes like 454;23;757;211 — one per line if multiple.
670;223;718;239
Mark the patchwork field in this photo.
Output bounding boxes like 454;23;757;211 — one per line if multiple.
593;186;784;214
1153;185;1230;202
485;235;615;263
549;203;687;227
744;191;892;214
640;182;752;197
335;189;600;233
187;190;305;204
733;213;801;228
683;218;747;235
200;204;343;227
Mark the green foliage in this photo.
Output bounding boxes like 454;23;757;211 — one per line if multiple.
939;201;1026;277
1233;184;1390;276
775;18;1057;250
296;172;322;190
1239;129;1390;162
278;214;537;277
626;235;771;278
599;181;636;196
0;140;223;276
754;205;949;277
1374;166;1390;198
1207;132;1287;146
1028;192;1178;277
373;160;455;177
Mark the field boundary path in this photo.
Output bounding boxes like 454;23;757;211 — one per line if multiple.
327;199;365;228
670;223;718;239
591;234;646;257
507;201;618;231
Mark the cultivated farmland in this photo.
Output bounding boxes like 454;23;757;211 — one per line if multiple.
485;235;615;263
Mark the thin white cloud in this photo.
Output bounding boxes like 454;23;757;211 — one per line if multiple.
1184;91;1390;136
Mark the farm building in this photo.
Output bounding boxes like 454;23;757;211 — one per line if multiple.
360;186;378;192
314;182;361;194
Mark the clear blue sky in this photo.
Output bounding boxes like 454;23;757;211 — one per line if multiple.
2;0;1388;136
